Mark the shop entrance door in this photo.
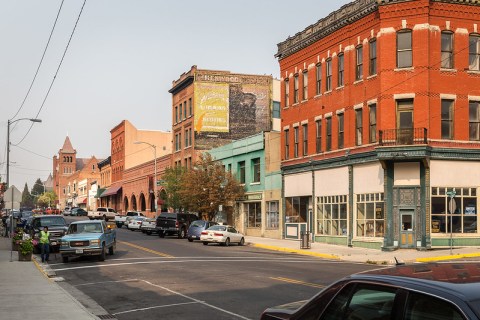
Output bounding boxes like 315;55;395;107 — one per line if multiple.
400;210;415;248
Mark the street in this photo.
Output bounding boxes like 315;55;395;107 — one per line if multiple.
46;216;378;319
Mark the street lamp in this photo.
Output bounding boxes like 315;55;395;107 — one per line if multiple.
6;118;42;188
133;141;157;215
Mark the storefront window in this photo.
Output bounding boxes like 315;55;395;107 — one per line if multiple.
246;202;261;228
317;195;347;236
356;193;384;237
266;201;279;229
285;197;309;223
431;187;477;234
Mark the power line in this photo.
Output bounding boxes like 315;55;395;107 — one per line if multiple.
12;0;88;146
14;144;52;160
10;0;65;122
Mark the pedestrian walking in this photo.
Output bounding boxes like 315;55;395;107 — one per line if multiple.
40;226;50;263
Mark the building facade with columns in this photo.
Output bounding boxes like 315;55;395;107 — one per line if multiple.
277;0;480;250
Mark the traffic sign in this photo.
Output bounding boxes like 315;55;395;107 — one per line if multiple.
3;185;22;210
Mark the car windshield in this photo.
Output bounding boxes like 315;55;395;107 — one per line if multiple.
208;225;227;232
21;211;34;219
34;217;66;227
127;212;138;216
191;220;205;228
68;223;102;234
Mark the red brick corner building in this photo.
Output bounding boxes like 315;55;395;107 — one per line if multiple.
277;0;480;250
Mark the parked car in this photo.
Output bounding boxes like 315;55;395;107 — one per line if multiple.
200;225;245;246
88;207;117;220
260;262;480;320
127;216;147;231
24;215;68;253
115;211;144;228
187;220;218;242
71;208;88;216
140;218;157;235
156;212;198;238
62;207;75;216
59;220;116;263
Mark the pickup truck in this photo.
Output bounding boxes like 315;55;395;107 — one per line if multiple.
59;220;116;263
87;207;116;221
114;211;144;228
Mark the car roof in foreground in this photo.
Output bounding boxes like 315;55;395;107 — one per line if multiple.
353;262;480;300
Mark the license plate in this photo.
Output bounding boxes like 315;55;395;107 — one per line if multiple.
50;241;57;246
75;249;83;254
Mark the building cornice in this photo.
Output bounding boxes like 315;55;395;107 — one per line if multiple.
275;0;480;61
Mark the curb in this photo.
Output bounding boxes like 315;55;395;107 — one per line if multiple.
416;252;480;263
250;243;340;260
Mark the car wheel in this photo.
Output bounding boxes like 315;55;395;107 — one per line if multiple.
203;242;208;245
178;228;186;239
146;231;152;235
188;238;193;242
62;255;68;263
238;237;245;246
224;238;230;247
108;240;116;255
89;217;93;220
159;231;165;238
102;215;106;220
116;223;121;228
130;228;135;231
99;245;106;261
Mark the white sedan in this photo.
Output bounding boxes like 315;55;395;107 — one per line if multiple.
127;216;146;231
200;225;245;246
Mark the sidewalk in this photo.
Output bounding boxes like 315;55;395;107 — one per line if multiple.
0;236;98;320
245;236;480;265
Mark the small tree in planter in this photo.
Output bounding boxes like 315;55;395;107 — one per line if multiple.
11;228;24;251
18;238;35;261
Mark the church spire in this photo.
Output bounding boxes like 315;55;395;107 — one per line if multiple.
61;136;75;154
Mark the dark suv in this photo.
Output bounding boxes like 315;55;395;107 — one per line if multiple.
156;212;198;238
24;215;68;253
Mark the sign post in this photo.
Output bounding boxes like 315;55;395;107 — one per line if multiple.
446;189;456;255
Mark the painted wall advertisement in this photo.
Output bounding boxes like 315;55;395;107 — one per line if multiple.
194;72;272;150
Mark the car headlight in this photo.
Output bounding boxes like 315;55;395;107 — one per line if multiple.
90;239;100;245
60;240;68;246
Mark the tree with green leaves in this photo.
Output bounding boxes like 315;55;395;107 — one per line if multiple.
21;183;34;208
179;153;244;221
37;191;57;208
31;178;45;198
161;166;186;211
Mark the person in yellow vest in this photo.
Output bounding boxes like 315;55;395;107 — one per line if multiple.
40;226;50;263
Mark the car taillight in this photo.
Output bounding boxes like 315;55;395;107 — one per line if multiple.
175;221;179;228
214;233;223;237
201;231;208;235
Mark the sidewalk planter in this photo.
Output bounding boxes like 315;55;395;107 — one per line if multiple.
11;242;20;251
18;251;32;261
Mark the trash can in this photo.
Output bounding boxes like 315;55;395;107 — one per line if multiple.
300;231;311;249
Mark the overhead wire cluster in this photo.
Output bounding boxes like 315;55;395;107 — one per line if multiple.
2;0;88;179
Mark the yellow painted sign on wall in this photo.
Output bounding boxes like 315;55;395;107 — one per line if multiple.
194;83;229;133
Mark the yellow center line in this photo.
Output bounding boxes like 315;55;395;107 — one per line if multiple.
118;241;174;258
270;277;326;289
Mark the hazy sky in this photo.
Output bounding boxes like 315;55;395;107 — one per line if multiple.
0;0;351;191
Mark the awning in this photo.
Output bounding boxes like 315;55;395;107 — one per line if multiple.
77;197;87;204
95;188;106;199
100;183;122;198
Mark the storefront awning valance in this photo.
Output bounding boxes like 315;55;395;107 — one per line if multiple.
95;188;106;199
77;197;87;204
100;183;122;198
